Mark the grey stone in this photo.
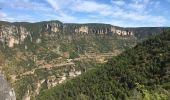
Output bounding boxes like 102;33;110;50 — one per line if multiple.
0;74;16;100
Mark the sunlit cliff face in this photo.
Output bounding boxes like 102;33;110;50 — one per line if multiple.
0;21;134;48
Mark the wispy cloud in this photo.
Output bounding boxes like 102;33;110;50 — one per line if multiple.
71;0;113;16
0;0;169;26
0;11;14;21
0;0;51;12
111;0;125;6
0;12;6;17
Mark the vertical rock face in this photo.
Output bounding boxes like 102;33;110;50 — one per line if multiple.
0;25;30;47
80;25;111;35
44;22;62;33
94;28;109;35
111;26;116;33
0;20;137;48
20;26;30;42
0;25;19;47
0;74;16;100
73;25;134;36
111;26;134;36
75;26;88;34
8;36;19;47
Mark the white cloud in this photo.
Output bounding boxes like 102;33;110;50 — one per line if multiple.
0;0;167;26
46;0;74;11
71;0;113;16
45;0;77;23
44;12;76;23
46;0;65;11
124;12;165;24
40;0;168;26
0;12;7;17
0;12;15;21
111;0;125;6
128;0;150;13
0;0;52;12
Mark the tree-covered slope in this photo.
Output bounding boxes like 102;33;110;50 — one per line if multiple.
37;30;170;100
0;20;136;99
1;20;169;99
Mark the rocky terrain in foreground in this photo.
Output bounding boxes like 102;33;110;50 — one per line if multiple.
0;74;16;100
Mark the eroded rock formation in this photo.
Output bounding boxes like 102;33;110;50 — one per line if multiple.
0;74;16;100
1;20;157;48
44;22;62;33
75;26;88;34
0;25;30;47
74;25;134;35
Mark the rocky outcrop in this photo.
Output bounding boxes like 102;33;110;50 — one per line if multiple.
44;22;62;33
8;36;19;47
87;27;110;35
75;26;88;34
0;21;135;48
111;27;133;36
47;74;67;89
73;25;134;35
47;70;81;89
0;74;16;100
0;25;30;47
20;26;29;42
0;20;167;48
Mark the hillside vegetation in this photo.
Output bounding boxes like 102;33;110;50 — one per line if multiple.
37;30;170;100
1;21;169;99
0;21;136;100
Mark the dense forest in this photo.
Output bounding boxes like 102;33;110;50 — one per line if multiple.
37;30;170;100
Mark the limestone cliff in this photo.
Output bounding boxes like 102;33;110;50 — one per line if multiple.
75;26;88;34
72;24;134;35
43;22;62;33
111;26;133;36
0;24;30;47
0;20;167;48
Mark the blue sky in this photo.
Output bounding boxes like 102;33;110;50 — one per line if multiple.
0;0;170;27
